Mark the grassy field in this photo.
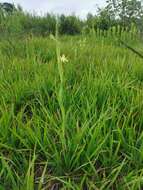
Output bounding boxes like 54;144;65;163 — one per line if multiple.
0;34;143;189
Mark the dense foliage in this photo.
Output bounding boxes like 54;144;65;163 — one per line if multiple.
0;0;143;189
0;31;143;190
0;0;143;37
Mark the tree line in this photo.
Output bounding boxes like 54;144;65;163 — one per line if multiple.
0;0;143;37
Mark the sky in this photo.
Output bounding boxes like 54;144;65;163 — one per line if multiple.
1;0;106;18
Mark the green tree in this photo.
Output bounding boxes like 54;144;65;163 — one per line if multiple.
106;0;143;28
59;15;82;35
0;2;15;14
97;6;115;32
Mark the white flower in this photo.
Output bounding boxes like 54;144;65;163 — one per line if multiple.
60;54;69;63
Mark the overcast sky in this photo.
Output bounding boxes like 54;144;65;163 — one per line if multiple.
2;0;106;18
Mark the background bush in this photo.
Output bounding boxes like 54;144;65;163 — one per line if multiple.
0;1;143;37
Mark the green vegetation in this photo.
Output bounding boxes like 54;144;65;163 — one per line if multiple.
0;0;143;37
0;32;143;189
0;0;143;189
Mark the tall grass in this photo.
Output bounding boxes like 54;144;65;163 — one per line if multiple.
0;34;143;189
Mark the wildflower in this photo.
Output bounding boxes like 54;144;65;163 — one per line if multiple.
60;54;69;63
